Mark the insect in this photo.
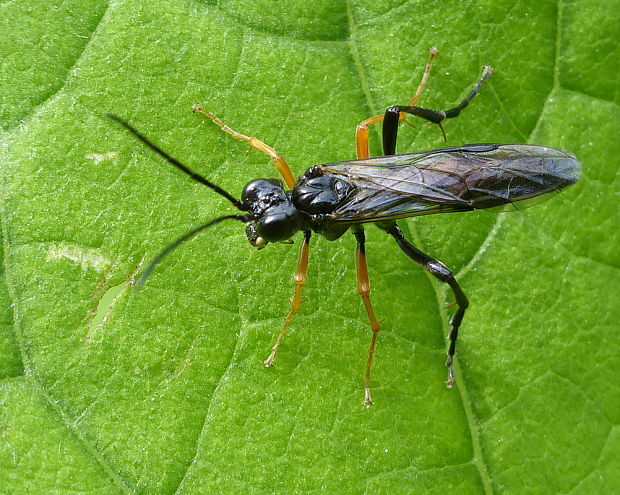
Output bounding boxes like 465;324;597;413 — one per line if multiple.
109;49;581;406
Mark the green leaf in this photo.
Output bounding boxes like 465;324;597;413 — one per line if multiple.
1;0;618;493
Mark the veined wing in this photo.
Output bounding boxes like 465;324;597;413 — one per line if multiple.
320;143;580;223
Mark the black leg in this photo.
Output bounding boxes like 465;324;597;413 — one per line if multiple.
355;48;439;159
387;224;468;387
382;65;493;155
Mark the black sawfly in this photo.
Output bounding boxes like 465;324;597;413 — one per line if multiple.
109;49;581;406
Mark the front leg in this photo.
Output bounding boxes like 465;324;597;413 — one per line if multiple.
387;224;468;387
264;231;311;366
193;105;296;188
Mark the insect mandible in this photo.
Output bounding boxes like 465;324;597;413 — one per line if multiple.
109;49;581;406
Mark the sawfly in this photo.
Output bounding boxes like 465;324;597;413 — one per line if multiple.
109;49;581;405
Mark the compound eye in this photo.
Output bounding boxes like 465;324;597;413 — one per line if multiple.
257;205;301;243
245;222;268;249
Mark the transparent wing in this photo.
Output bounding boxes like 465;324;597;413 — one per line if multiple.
321;144;580;223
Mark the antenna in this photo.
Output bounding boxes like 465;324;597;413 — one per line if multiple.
108;114;247;211
136;214;251;287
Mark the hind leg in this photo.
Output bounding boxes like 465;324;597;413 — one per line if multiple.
382;65;493;154
355;48;439;159
387;224;468;387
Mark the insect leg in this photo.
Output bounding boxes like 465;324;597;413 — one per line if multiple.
193;105;296;188
264;231;311;366
382;65;493;154
387;224;468;387
353;227;382;407
355;48;439;159
355;115;383;159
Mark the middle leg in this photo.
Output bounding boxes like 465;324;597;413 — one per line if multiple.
353;226;382;407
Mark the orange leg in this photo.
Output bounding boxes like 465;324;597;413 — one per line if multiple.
355;48;439;159
353;227;381;407
193;104;296;188
264;231;311;366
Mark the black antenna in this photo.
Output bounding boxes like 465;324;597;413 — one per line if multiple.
136;214;251;287
107;114;247;211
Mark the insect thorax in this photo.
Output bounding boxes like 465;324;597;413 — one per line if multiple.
292;166;355;240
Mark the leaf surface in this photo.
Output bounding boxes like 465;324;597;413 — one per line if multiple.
1;0;618;493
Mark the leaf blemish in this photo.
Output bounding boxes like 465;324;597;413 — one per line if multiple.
85;151;118;164
46;244;111;272
84;258;144;345
85;282;127;343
